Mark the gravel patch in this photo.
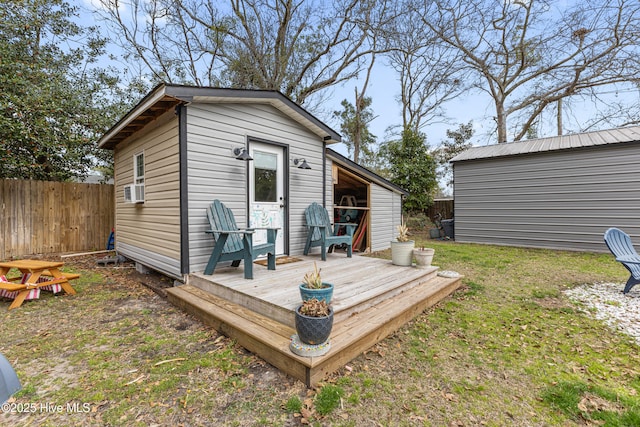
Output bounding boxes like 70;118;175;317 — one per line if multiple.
565;282;640;344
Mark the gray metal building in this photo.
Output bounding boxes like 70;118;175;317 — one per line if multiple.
450;126;640;252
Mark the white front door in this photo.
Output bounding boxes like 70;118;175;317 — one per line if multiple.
249;142;285;254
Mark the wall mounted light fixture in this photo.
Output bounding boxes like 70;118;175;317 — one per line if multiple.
233;147;253;161
293;158;311;169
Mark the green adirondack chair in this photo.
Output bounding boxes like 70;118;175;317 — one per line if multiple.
204;200;277;279
303;202;356;261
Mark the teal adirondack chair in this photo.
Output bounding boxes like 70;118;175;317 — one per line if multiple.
303;202;356;261
204;200;277;279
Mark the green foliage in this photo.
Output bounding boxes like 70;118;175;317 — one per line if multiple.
0;0;132;181
433;121;474;188
314;384;344;416
333;95;377;166
284;395;302;413
383;127;438;213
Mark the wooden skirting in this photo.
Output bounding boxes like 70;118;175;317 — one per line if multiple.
167;256;462;386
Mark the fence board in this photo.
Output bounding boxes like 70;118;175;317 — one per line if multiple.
426;198;454;221
0;179;114;259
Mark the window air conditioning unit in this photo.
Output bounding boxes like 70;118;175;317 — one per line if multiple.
124;184;145;204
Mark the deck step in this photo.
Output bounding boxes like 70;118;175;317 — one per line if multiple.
189;263;440;328
167;273;462;386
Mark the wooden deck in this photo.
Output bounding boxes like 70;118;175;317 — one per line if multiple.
166;254;462;386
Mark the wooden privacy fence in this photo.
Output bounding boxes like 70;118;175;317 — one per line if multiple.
1;179;114;259
426;198;454;221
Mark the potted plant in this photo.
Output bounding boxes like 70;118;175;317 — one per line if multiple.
294;298;333;346
299;262;334;304
391;221;415;266
413;246;435;269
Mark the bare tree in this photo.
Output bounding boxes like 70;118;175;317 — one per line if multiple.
96;0;399;105
95;0;225;86
387;10;467;132
418;0;640;142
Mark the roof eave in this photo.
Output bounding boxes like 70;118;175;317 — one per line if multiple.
326;148;408;196
98;84;342;150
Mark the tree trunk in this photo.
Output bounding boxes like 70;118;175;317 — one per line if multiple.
496;102;507;143
557;98;563;136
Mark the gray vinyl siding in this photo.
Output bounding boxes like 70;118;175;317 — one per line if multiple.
186;103;326;273
114;112;182;277
325;155;333;211
370;184;395;251
453;142;640;252
393;192;403;240
118;242;181;278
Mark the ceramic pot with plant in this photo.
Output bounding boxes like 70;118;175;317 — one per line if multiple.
391;222;415;266
294;298;334;345
299;262;334;303
413;247;435;269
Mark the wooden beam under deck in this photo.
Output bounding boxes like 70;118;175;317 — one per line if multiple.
166;255;462;387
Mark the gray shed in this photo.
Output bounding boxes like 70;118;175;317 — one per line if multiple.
98;83;406;279
450;126;640;252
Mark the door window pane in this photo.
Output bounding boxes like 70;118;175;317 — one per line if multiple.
254;151;277;202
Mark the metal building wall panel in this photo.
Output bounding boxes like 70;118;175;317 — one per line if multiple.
453;142;640;252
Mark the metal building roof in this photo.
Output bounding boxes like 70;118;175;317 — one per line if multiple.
450;125;640;162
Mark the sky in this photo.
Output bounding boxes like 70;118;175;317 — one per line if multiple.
79;0;639;161
78;0;486;159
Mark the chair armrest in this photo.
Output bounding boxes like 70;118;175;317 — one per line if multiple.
332;222;357;237
206;229;255;235
251;227;281;231
306;224;328;229
616;256;640;264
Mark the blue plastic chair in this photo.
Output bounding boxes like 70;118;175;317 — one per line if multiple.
604;227;640;294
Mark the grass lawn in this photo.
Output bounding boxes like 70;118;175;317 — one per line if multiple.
1;238;639;426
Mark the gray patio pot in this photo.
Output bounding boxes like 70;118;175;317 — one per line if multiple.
295;305;333;345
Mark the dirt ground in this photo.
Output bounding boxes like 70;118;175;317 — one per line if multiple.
0;252;316;426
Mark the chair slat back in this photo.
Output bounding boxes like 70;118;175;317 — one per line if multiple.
305;203;330;241
604;227;640;278
207;200;244;253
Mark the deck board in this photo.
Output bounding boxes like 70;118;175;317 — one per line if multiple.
167;254;462;386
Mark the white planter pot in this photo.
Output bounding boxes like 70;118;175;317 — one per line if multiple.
413;248;435;269
391;240;415;266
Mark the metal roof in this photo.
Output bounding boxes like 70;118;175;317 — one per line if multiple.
98;83;341;149
450;126;640;162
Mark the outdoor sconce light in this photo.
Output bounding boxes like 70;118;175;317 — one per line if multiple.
233;147;253;161
0;352;21;405
293;158;311;169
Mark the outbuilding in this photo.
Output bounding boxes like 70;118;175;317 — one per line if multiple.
450;126;640;252
98;84;406;280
